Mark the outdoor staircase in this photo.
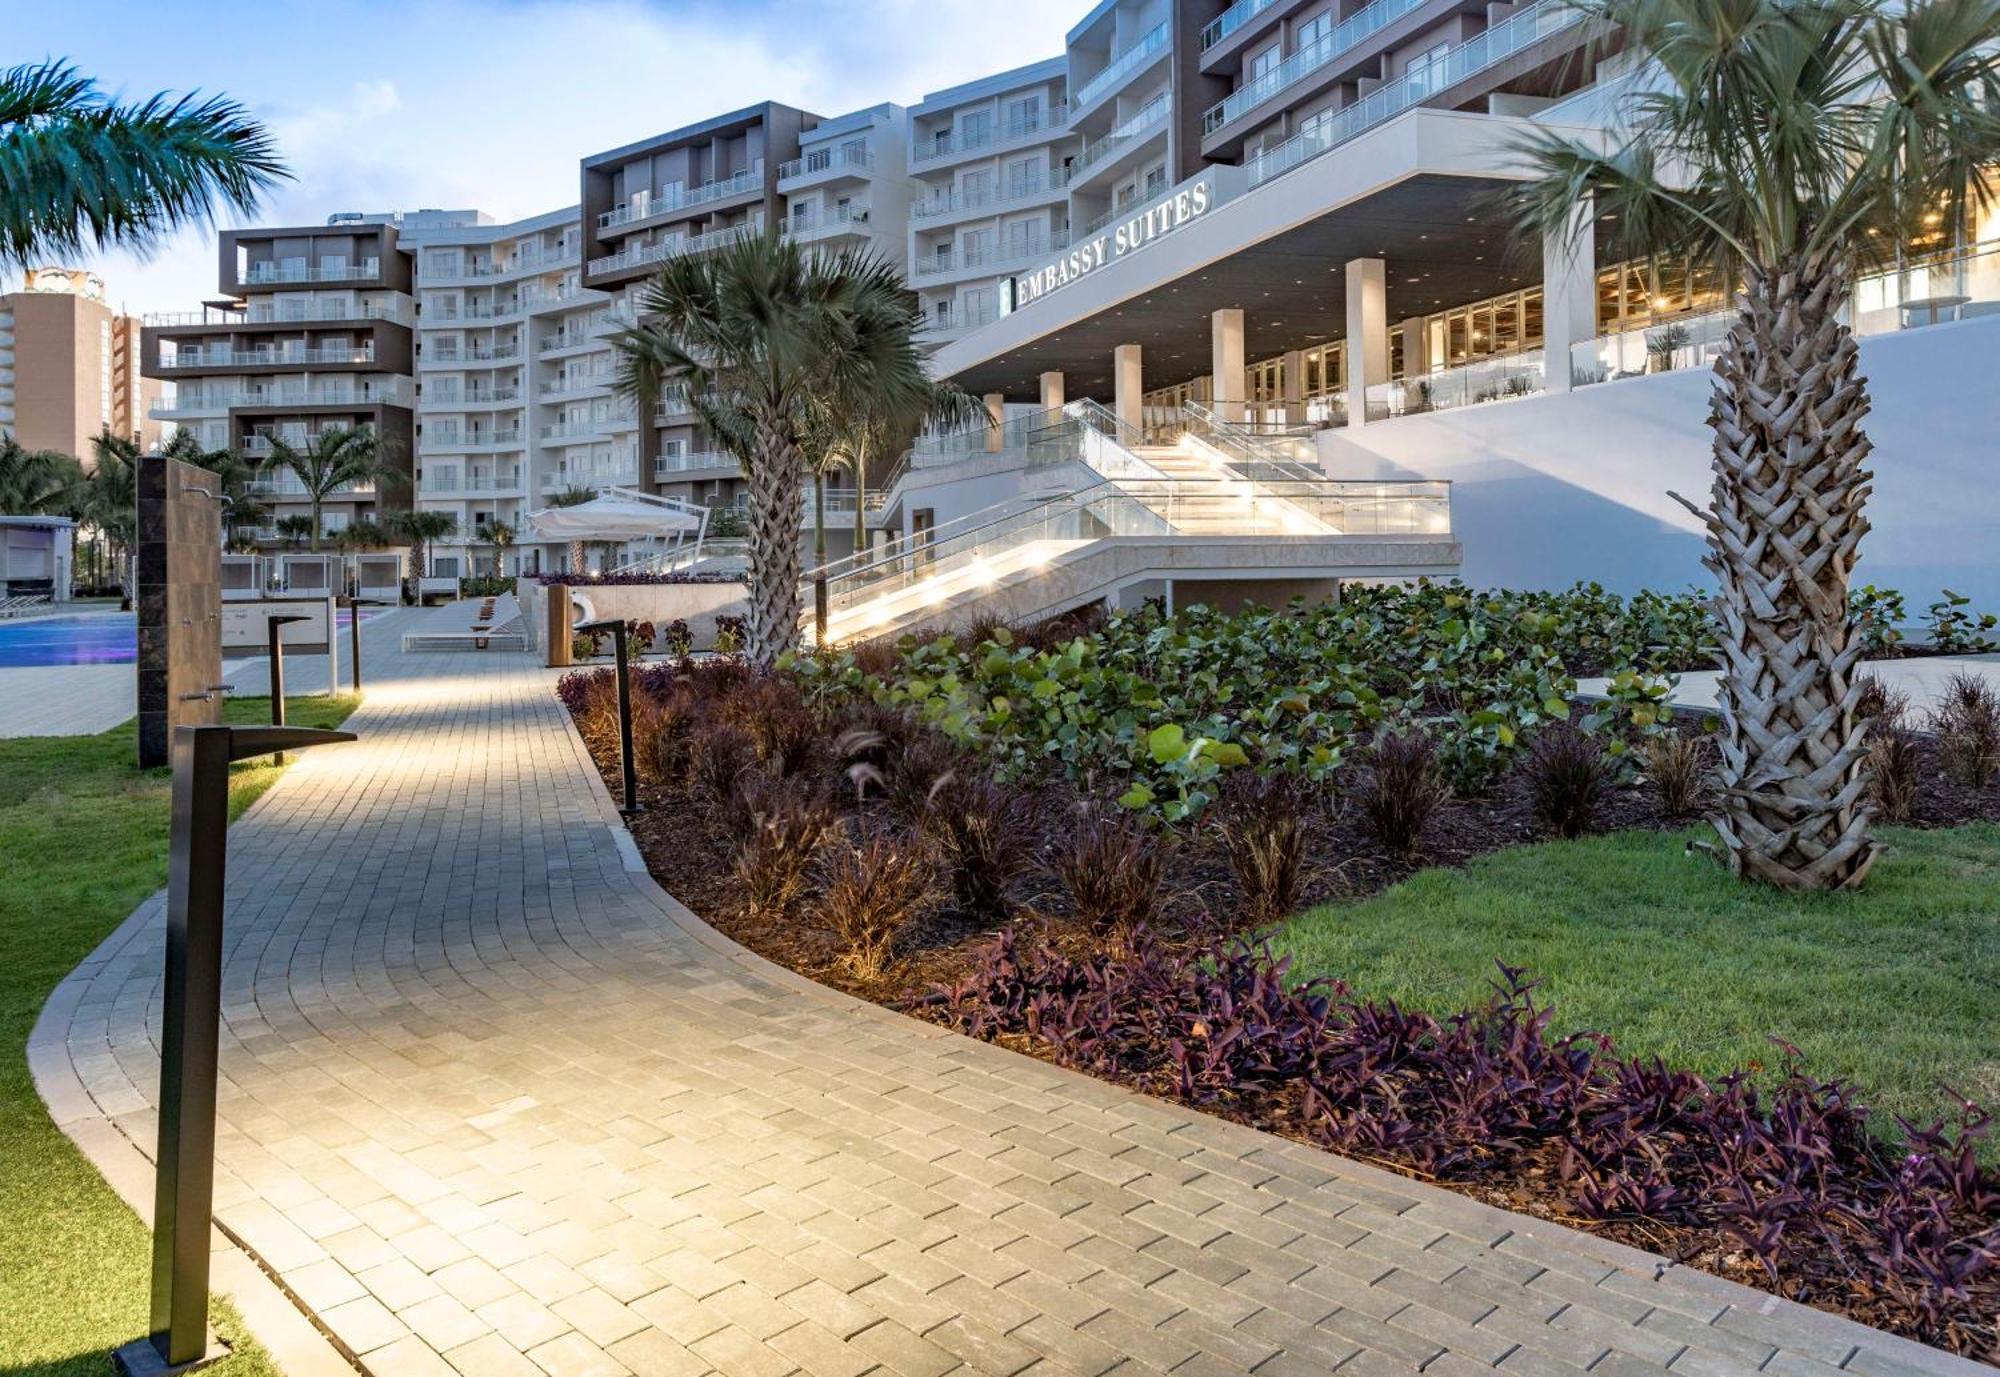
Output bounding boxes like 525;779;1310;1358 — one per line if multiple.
805;400;1458;646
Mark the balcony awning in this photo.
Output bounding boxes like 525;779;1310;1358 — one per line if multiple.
524;495;702;542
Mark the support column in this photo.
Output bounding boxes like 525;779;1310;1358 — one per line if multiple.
1210;308;1245;423
982;392;1005;452
1542;200;1596;394
1344;258;1389;427
1113;345;1143;432
1038;371;1065;411
1282;349;1305;425
1397;318;1429;380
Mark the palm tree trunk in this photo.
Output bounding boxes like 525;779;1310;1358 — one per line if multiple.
1672;255;1878;891
746;430;804;667
813;473;828;569
310;496;323;552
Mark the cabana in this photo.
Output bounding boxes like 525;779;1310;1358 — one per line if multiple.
220;552;265;601
525;488;708;575
353;552;405;603
277;552;342;597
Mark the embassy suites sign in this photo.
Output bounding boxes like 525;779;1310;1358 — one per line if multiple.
1004;176;1217;312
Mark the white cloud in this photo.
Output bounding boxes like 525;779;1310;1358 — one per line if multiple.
62;0;1087;315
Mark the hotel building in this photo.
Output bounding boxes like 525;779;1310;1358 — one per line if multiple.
2;267;162;459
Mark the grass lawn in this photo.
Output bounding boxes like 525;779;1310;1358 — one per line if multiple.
0;695;358;1377
1279;824;2000;1137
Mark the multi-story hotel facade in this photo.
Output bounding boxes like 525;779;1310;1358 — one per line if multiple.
142;0;1998;602
2;267;162;459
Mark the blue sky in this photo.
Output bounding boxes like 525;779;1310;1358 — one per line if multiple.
10;0;1077;314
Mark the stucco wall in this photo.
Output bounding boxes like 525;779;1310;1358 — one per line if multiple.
523;580;748;658
1319;313;2000;609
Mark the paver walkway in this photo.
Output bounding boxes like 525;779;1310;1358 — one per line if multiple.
33;637;1982;1377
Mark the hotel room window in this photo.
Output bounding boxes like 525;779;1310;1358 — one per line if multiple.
1296;10;1332;51
1003;95;1041;133
961;109;993;145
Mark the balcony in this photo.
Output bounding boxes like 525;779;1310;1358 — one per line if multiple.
587;222;765;277
1072;22;1171;114
911;169;1072;222
1205;0;1453;136
1201;0;1283;51
159;345;378;369
654;450;738;477
424;385;522;407
922;303;1001;340
420;471;523;495
911;105;1068;165
421;245;579;283
540;375;611;397
245;473;377;496
1241;0;1583;182
913;235;1072;280
243;259;382;285
424;427;525;451
422;342;522;366
224;300;411;326
597;164;765;231
539;421;604;442
780;204;872;242
1074;95;1169;179
777;144;874;184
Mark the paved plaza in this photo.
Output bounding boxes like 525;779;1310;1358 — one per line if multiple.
31;625;1984;1377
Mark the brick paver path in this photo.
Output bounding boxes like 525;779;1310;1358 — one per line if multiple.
35;635;1982;1377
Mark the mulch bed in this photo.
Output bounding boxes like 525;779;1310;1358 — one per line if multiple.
566;681;1998;1358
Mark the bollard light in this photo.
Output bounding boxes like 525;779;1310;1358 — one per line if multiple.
576;617;642;817
263;615;310;764
342;598;381;695
119;723;355;1377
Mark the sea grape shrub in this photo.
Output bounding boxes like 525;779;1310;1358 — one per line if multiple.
815;822;941;978
1214;772;1309;925
1054;811;1166;932
1357;729;1449;859
1933;671;2000;789
922;773;1040;922
931;931;1999;1353
1524;723;1614;839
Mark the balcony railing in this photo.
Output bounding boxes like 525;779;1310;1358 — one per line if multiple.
912;169;1072;220
778;144;874;181
587;221;766;276
1072;22;1171;111
1201;0;1283;50
911;105;1068;164
426;385;522;406
541;375;610;396
1367;348;1546;421
923;303;1001;336
243;259;381;284
424;427;524;449
417;471;522;494
539;421;603;441
424;343;522;363
654;450;738;476
1244;0;1583;184
913;234;1072;278
597;164;765;229
1204;0;1433;134
162;346;377;368
1075;95;1169;176
780;204;872;239
422;246;578;282
154;382;412;413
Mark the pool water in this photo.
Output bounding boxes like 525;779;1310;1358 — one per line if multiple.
0;614;137;667
0;608;386;669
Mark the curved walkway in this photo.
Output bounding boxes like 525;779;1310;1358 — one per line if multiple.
32;640;1979;1377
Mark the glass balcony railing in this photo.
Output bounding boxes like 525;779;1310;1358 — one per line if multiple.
911;106;1068;164
597;164;765;229
912;169;1072;220
777;144;874;181
1074;95;1170;177
243;260;381;284
588;221;765;276
1072;23;1170;111
1367;348;1546;420
1244;0;1582;183
1201;0;1282;50
1204;0;1433;134
913;234;1071;278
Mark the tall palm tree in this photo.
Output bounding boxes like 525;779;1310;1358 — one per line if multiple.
81;431;139;596
805;377;980;573
613;236;933;666
388;509;456;578
1;60;285;266
0;434;81;513
485;520;516;578
274;514;314;549
1503;0;2000;890
261;428;404;552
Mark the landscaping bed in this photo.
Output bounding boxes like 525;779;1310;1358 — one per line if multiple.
559;584;1999;1359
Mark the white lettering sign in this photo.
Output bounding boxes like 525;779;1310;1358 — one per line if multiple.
1011;178;1214;310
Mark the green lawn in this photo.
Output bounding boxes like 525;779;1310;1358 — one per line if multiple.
1279;825;2000;1136
0;696;358;1377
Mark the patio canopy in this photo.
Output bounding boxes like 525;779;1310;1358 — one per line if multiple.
525;495;703;543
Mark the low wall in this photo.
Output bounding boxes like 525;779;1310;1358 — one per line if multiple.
525;580;748;663
1320;313;2000;608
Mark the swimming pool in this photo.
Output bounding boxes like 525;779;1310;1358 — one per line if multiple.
0;608;386;668
0;614;137;667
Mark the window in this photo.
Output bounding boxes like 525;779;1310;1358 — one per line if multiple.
961;228;994;265
1006;219;1039;255
1002;95;1041;133
840;138;868;162
1143;165;1166;197
1006;157;1040;196
1405;41;1451;93
960;109;993;145
1296;11;1332;48
1249;44;1280;81
961;168;995;205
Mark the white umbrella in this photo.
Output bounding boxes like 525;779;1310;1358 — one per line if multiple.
525;495;702;543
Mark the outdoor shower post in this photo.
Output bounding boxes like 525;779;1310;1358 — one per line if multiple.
263;615;309;764
577;617;641;817
122;723;354;1377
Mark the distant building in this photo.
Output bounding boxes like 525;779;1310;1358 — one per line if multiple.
0;267;163;461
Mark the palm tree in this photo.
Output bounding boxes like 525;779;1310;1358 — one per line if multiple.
260;428;404;552
544;484;600;576
388;509;456;577
333;517;389;552
804;376;979;573
485;520;516;578
613;236;933;666
274;514;315;549
0;435;81;513
1;60;285;266
1503;0;2000;890
81;431;138;597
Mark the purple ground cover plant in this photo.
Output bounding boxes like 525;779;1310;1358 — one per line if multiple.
925;927;1999;1355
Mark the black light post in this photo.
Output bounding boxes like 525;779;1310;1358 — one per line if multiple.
342;598;379;695
263;614;310;764
576;617;642;816
120;723;355;1377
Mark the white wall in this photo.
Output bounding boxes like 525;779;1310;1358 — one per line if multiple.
1321;314;2000;608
